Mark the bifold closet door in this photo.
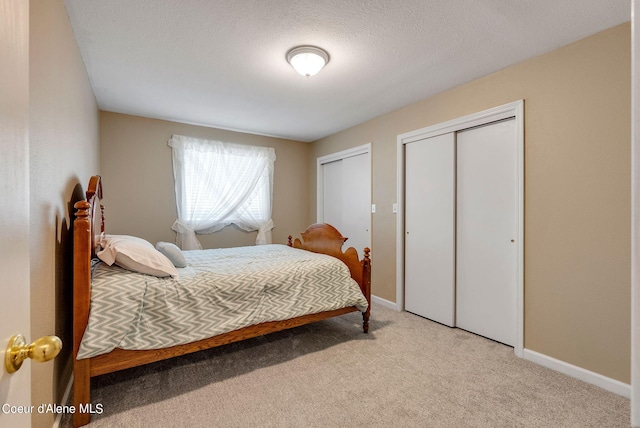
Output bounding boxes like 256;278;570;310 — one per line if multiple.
456;119;517;346
404;133;455;326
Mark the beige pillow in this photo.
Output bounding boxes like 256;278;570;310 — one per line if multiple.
97;235;178;278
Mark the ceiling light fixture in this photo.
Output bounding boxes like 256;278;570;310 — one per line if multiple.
286;46;330;77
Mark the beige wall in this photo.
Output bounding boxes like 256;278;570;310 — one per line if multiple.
310;24;631;383
100;112;310;249
29;0;100;426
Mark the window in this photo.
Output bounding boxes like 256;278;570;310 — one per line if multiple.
181;149;270;223
168;134;276;250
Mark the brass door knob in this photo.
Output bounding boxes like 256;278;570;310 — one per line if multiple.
4;334;62;373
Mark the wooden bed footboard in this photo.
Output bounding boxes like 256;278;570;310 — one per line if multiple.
72;176;371;427
287;223;371;333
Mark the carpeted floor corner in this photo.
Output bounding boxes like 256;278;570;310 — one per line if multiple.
61;304;630;427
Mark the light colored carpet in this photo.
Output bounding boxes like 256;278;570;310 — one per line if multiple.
62;304;630;427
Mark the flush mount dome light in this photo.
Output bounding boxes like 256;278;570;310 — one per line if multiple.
286;46;330;77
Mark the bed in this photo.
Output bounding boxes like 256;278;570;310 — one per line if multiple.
72;176;371;427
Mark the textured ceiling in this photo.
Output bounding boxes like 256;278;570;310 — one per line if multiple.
64;0;630;142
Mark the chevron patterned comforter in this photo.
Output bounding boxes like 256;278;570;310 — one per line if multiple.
78;244;368;359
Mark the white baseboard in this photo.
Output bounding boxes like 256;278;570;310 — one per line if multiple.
371;295;400;311
523;349;631;398
52;374;74;428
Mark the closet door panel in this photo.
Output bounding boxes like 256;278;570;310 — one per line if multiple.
404;133;455;326
341;153;371;257
456;119;517;345
322;159;344;232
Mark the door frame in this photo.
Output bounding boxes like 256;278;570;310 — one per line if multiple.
316;143;372;222
396;100;524;357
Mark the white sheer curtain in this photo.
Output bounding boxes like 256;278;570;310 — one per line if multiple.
168;134;276;250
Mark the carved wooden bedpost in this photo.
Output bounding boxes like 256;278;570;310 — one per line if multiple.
73;200;92;428
73;175;103;427
100;204;105;233
362;247;371;333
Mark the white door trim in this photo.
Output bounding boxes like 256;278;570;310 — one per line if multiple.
396;100;524;357
316;143;372;222
0;1;32;425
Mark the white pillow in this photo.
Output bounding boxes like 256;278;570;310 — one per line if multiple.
155;241;187;268
97;235;178;278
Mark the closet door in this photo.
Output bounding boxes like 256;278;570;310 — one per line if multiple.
456;119;517;345
340;153;371;256
322;153;371;256
404;133;455;326
322;160;343;228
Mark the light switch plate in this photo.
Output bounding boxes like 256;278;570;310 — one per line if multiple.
392;203;398;213
371;204;376;213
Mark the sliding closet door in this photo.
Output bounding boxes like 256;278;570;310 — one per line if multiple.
340;153;371;256
322;153;371;257
322;160;343;228
456;119;517;346
404;133;455;326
